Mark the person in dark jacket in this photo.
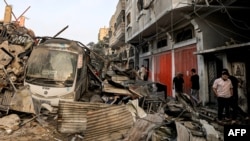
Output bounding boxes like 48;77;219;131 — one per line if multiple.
190;68;200;105
173;72;184;94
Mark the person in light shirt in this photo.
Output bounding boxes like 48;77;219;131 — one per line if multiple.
212;70;233;121
139;65;146;80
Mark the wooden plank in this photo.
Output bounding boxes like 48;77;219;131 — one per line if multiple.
102;82;132;96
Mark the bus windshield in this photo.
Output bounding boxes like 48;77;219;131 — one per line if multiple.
25;47;78;87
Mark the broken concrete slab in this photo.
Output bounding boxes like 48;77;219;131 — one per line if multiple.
0;114;20;134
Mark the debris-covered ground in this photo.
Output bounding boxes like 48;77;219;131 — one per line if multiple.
0;55;249;141
1;78;249;141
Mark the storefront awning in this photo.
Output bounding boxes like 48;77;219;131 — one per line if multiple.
194;42;250;55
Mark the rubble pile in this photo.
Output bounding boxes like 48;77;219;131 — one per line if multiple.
0;93;225;141
0;65;227;141
0;22;35;112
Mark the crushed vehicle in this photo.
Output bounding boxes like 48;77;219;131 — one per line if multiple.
0;18;102;114
0;34;105;114
17;37;93;114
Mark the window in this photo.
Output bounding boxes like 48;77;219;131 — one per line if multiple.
114;23;117;31
123;50;127;58
126;13;131;26
128;59;134;69
157;38;167;48
142;43;149;53
175;27;193;43
129;47;134;57
137;0;144;12
117;10;125;26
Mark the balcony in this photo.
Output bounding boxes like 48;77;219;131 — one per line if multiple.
109;22;125;50
126;0;196;43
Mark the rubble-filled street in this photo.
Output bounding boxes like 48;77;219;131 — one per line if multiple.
0;70;249;141
0;47;243;140
1;0;250;141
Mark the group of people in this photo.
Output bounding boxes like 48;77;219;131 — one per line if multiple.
173;68;200;105
133;65;149;81
172;67;248;121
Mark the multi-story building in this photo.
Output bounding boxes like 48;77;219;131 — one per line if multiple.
108;0;129;69
98;26;109;42
103;0;250;113
125;0;200;98
123;0;250;113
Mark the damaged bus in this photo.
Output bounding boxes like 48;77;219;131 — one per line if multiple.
10;38;91;114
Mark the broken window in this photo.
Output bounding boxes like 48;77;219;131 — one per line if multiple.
174;26;194;43
129;47;134;57
116;10;125;27
141;43;149;53
126;13;131;26
123;50;127;58
26;47;77;87
129;59;134;69
137;0;144;12
157;37;167;48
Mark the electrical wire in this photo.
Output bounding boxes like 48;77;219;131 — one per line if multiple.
217;0;250;30
193;0;250;42
208;21;250;40
134;0;249;47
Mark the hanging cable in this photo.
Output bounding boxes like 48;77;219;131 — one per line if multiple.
217;0;250;30
193;0;250;42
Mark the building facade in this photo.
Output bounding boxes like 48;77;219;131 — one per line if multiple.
108;0;130;69
98;26;109;42
105;0;250;113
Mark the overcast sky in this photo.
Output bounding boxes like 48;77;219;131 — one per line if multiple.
0;0;117;44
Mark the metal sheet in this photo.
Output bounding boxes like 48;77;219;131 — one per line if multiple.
84;105;134;141
154;52;172;96
57;100;110;134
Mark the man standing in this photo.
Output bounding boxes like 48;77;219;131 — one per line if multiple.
212;70;233;121
139;65;146;80
190;68;200;105
173;72;184;94
222;69;249;120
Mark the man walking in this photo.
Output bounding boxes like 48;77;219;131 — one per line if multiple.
212;70;233;121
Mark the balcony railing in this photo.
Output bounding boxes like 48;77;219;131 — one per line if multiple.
109;22;125;49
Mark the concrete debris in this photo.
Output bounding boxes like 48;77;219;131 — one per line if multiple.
123;113;165;141
176;121;194;141
200;119;219;141
126;99;147;122
0;114;20;134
